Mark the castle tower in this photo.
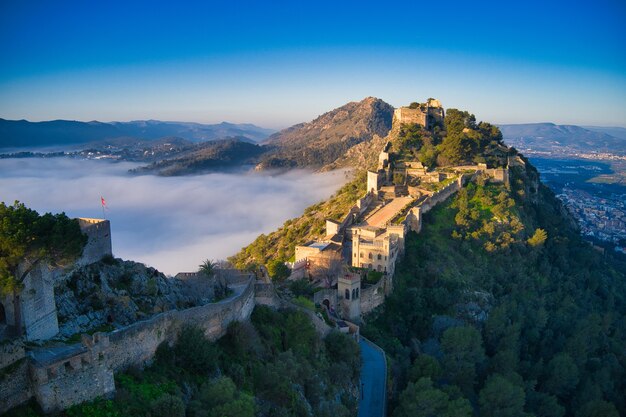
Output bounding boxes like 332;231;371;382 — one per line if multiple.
338;272;361;320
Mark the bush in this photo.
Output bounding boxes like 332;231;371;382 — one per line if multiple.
173;326;218;375
149;394;185;417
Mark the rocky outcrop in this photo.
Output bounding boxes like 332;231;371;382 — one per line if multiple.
259;97;394;169
54;258;211;338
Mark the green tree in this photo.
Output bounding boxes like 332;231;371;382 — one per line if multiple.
576;400;619;417
479;374;527;417
408;354;441;382
394;377;471;417
199;259;216;278
173;325;218;374
0;201;87;332
543;353;579;398
189;376;255;417
441;326;486;393
267;259;290;281
149;394;185;417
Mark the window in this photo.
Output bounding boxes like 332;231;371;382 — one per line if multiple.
345;289;350;300
356;288;359;298
377;254;382;260
368;252;373;259
353;253;356;257
360;252;364;258
377;265;382;272
368;263;372;269
352;289;356;299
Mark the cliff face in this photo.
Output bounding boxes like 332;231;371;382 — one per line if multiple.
54;258;212;338
258;97;394;169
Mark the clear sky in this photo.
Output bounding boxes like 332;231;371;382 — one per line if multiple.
1;0;625;128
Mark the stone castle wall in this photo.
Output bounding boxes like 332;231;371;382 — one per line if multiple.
30;345;115;414
1;278;256;414
0;359;32;414
105;277;255;371
360;278;387;315
77;218;112;266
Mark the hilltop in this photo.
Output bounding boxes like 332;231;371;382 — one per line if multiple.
228;99;626;417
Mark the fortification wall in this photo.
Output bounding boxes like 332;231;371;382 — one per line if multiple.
105;278;255;371
77;218;112;266
360;278;386;315
30;348;115;414
393;107;427;126
254;282;281;308
0;338;26;369
0;359;32;414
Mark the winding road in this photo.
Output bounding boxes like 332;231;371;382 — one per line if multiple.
358;338;387;417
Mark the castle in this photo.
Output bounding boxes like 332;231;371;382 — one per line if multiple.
294;99;512;322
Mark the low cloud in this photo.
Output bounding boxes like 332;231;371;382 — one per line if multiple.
0;158;348;275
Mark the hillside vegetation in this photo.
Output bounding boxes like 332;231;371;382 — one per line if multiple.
362;166;626;416
229;171;366;269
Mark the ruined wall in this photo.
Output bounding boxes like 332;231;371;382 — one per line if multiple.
0;359;32;414
0;338;25;369
393;107;427;126
360;278;387;315
254;282;281;308
19;263;60;341
367;171;381;194
105;278;255;371
77;218;112;266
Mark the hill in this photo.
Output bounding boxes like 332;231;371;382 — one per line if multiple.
0;118;274;149
229;102;626;417
499;122;626;155
130;138;266;176
256;97;394;170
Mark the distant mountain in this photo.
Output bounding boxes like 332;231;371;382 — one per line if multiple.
582;126;626;141
499;122;626;155
131;138;266;176
257;97;394;169
0;118;275;149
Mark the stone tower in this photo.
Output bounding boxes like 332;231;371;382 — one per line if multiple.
338;272;361;320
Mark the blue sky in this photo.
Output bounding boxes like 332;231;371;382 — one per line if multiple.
0;0;625;128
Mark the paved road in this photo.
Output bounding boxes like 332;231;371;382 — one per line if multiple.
358;338;386;417
364;196;413;227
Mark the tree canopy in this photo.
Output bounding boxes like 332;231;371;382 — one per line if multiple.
0;201;86;295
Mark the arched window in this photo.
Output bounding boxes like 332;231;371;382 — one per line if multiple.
368;252;373;259
356;288;359;298
377;254;382;260
345;289;350;300
360;252;364;258
368;263;373;269
352;289;356;299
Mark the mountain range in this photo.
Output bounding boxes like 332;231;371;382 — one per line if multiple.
499;122;626;155
0;119;275;149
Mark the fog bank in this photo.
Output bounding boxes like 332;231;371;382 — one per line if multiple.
0;158;349;275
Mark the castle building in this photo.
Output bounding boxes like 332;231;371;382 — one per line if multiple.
393;98;445;129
